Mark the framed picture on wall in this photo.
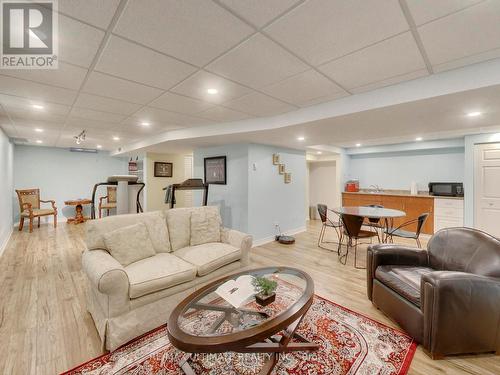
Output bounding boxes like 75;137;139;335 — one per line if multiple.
204;156;226;185
154;162;173;177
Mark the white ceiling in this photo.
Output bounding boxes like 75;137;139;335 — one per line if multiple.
1;0;500;150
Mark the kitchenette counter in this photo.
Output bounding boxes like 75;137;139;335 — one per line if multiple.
342;190;464;200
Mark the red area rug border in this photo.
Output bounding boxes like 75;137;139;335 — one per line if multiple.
61;294;418;375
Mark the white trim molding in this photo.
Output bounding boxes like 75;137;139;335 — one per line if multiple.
252;226;307;248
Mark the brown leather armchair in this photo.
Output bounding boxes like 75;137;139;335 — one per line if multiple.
367;227;500;358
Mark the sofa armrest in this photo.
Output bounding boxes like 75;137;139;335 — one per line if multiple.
420;271;500;355
367;244;428;300
82;250;129;296
221;228;252;266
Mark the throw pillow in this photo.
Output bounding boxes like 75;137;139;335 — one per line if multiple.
190;206;222;246
103;222;156;266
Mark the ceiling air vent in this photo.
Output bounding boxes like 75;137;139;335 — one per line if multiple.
69;147;97;153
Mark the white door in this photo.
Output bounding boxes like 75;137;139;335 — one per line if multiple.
474;143;500;237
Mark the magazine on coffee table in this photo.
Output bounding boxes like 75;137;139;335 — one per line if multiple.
215;275;256;308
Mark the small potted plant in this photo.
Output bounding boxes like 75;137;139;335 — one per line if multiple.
252;276;278;306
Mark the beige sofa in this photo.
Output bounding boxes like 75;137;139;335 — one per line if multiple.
82;206;252;351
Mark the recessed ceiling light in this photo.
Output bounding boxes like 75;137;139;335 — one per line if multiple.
140;121;150;126
207;88;218;95
96;144;102;149
112;136;120;141
35;140;43;144
316;151;322;155
356;143;362;147
467;111;482;117
415;137;423;141
297;136;305;141
32;104;44;109
34;128;43;133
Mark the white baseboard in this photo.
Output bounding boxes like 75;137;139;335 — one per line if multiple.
0;227;13;257
253;226;307;247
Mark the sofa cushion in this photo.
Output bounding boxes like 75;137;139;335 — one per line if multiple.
86;211;171;253
125;253;197;299
375;265;434;307
190;206;221;246
103;222;156;266
165;207;193;251
175;242;241;276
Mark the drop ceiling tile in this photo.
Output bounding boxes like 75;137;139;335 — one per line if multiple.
69;107;127;123
82;71;163;104
119;123;182;136
406;0;483;26
7;118;64;130
349;69;429;94
198;106;251;122
265;0;408;66
96;36;196;89
0;123;16;137
128;107;209;127
0;75;77;105
261;69;346;107
318;32;426;90
223;92;295;117
418;1;500;66
299;91;350;107
114;0;254;66
59;0;121;29
432;47;500;73
0;94;71;114
171;71;251;103
149;92;215;114
217;0;301;28
58;14;105;67
206;33;309;89
0;62;88;90
15;125;61;138
65;117;118;130
74;93;142;115
5;106;69;124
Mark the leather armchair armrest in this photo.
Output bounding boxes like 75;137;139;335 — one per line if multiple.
367;244;428;300
421;271;500;356
221;228;252;266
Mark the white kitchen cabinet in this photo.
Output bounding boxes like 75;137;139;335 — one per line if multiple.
434;198;464;232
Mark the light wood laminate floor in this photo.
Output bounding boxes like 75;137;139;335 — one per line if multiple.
0;221;498;374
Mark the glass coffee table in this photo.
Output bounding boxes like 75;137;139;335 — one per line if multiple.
167;267;318;375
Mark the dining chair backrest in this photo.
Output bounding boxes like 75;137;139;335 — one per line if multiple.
366;204;383;223
416;213;430;236
317;204;328;223
341;214;364;238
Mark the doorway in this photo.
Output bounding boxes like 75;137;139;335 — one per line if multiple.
474;143;500;237
308;160;336;220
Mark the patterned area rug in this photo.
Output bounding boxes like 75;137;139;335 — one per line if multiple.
63;295;416;375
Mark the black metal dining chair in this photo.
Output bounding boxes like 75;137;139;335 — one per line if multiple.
384;213;429;248
317;204;342;251
364;204;383;242
339;213;379;269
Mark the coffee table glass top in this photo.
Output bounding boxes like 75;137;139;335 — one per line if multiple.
175;267;311;338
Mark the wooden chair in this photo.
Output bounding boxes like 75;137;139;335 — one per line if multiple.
16;189;57;233
99;187;117;218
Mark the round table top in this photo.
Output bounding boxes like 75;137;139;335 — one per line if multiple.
167;267;314;353
331;206;406;219
64;199;92;205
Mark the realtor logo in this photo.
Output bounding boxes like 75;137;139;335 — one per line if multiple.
1;0;58;69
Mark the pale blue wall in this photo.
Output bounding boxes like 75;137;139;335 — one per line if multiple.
193;144;249;232
248;144;306;241
0;128;14;252
348;148;465;191
193;143;306;242
13;145;128;222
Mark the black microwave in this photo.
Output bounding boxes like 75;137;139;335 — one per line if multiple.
428;182;464;197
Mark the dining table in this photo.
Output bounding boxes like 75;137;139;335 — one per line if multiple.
330;206;406;243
